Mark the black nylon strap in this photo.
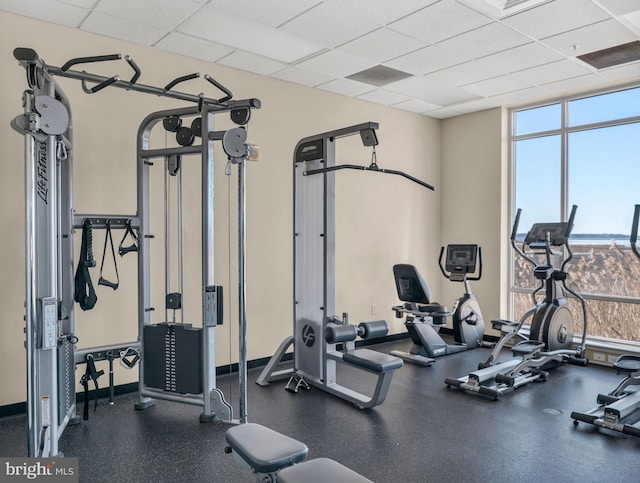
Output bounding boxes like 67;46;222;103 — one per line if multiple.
74;219;97;310
80;356;104;421
98;220;119;290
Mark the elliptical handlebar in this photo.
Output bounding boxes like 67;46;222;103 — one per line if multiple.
511;209;537;269
564;204;578;240
631;204;640;259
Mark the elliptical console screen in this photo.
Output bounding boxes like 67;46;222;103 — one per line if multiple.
445;244;477;274
525;222;567;246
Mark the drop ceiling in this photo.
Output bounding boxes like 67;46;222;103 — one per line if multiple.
1;0;639;118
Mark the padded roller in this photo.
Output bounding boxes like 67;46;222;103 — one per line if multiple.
324;324;357;344
358;320;388;339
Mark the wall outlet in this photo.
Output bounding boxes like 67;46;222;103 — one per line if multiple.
608;354;619;364
371;304;377;315
592;352;606;362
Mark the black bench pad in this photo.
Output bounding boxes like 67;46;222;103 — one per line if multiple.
278;458;373;483
343;348;403;372
225;423;308;474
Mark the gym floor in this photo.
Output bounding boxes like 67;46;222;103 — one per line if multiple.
1;338;639;482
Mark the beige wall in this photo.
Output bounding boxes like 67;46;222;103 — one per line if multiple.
0;11;446;406
440;108;508;335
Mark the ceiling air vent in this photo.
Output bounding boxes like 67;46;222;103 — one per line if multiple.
577;41;640;70
460;0;551;18
346;65;412;87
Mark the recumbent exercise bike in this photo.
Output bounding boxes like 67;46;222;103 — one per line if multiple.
391;244;488;366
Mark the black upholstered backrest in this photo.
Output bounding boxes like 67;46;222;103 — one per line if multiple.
393;264;432;304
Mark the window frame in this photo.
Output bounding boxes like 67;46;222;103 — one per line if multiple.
508;81;640;343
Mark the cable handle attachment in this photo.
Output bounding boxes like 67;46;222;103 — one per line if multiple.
118;219;139;256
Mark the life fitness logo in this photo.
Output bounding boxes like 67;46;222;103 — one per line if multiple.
301;324;316;347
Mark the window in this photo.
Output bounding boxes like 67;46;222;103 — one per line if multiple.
510;84;640;344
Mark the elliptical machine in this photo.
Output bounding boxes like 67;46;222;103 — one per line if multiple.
391;244;487;366
445;205;588;399
571;204;640;437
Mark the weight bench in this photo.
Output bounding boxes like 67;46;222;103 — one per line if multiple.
225;423;373;482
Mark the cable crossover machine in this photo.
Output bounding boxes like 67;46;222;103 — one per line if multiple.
11;47;260;457
257;123;434;409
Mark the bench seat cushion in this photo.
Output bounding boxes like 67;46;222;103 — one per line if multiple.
343;348;403;372
278;458;373;483
225;423;308;474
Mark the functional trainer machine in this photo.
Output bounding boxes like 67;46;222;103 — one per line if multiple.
390;244;487;366
256;122;434;408
12;48;260;457
571;204;640;437
445;205;588;399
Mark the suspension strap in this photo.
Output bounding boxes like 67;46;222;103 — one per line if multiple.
74;219;97;310
118;219;139;256
98;220;119;290
80;354;104;421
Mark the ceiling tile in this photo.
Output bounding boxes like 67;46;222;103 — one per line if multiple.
623;10;640;31
317;78;375;97
206;0;322;27
385;44;471;76
452;86;552;113
81;11;166;45
357;89;411;106
338;28;427;63
388;0;493;44
594;0;640;16
61;0;103;7
0;0;89;27
155;33;234;62
177;7;324;63
325;0;439;26
487;86;554;107
479;42;564;73
385;75;480;105
450;97;504;114
392;98;442;113
542;73;609;94
423;58;507;86
295;50;376;78
423;106;465;119
501;0;610;40
462;74;533;97
598;60;640;81
270;66;335;87
512;59;592;85
541;19;638;57
217;51;288;76
436;22;530;59
94;0;201;30
279;2;378;48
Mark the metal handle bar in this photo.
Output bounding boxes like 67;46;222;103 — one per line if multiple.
60;53;121;72
204;74;233;103
15;48;257;109
164;72;200;91
303;164;435;191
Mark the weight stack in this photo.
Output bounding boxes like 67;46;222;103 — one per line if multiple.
143;323;203;394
